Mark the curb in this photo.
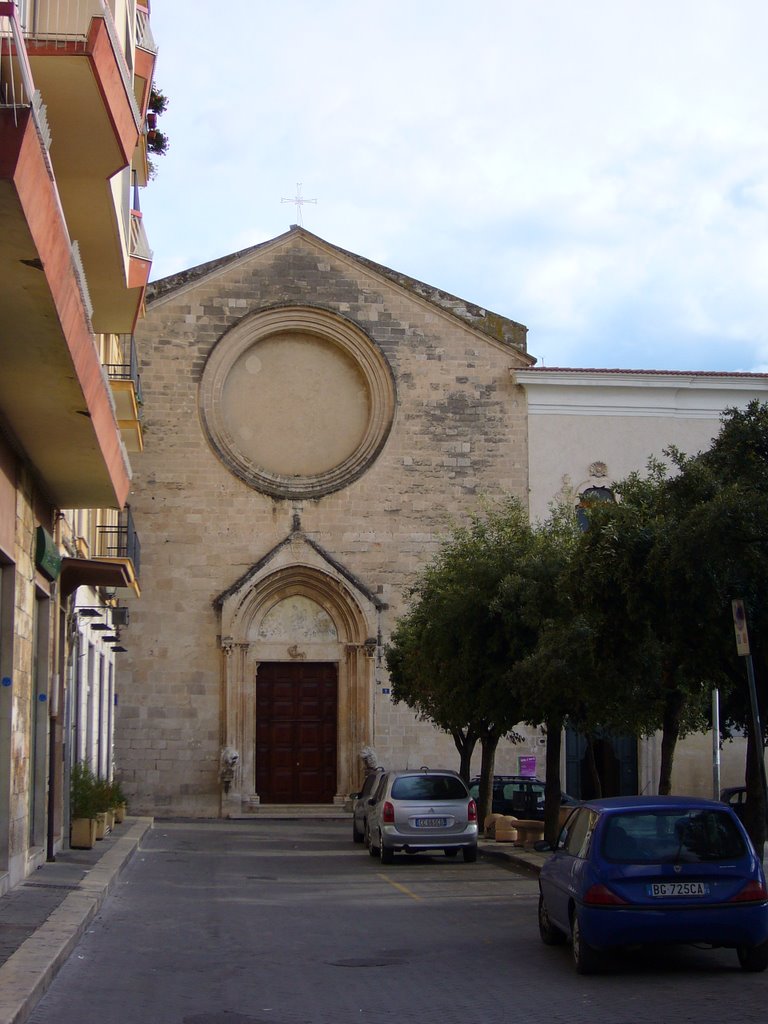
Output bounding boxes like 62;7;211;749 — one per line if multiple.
478;841;544;876
0;817;153;1024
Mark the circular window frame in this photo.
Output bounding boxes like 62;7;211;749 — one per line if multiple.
200;306;396;499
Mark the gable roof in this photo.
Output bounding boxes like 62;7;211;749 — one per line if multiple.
145;226;529;356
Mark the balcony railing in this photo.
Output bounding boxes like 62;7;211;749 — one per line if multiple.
0;1;51;145
104;334;142;405
135;3;155;55
95;505;140;579
22;0;141;128
129;208;152;261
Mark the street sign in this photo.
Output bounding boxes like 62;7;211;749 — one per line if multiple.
732;599;751;656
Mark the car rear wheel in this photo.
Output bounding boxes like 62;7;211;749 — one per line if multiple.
538;894;566;946
366;825;378;857
737;941;768;972
462;844;478;863
379;834;394;864
352;818;364;844
571;914;601;974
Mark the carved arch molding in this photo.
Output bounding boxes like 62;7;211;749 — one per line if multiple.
218;563;377;813
200;305;396;499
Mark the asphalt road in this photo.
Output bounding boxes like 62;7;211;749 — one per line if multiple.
27;819;768;1024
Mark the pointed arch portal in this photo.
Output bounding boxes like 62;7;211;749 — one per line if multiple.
217;551;379;813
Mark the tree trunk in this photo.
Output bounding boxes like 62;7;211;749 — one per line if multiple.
476;729;500;830
451;726;478;783
658;687;683;795
543;718;564;846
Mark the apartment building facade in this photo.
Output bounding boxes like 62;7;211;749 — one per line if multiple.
0;0;152;890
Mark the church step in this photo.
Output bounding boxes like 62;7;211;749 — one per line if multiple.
230;804;351;820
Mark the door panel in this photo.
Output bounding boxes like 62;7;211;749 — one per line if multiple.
256;662;338;803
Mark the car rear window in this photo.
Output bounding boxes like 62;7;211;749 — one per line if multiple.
602;809;747;863
391;775;468;801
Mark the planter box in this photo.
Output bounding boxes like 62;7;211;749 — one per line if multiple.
71;817;97;849
95;812;110;840
114;802;127;824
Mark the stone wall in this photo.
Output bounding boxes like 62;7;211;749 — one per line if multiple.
118;232;530;814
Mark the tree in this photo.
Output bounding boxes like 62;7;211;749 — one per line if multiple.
496;505;590;843
567;464;712;796
663;402;768;850
386;500;535;823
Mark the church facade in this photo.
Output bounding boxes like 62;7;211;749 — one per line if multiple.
118;227;534;815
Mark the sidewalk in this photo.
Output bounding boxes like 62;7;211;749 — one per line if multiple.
0;816;153;1024
479;838;547;875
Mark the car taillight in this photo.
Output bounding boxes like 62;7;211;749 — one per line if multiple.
729;880;768;903
468;799;477;822
583;884;627;906
382;801;395;823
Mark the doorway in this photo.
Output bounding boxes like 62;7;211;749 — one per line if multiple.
255;662;338;803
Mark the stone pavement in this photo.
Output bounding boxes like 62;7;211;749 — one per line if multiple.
0;816;541;1024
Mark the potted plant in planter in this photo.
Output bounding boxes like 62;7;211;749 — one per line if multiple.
70;761;98;849
93;777;114;839
110;779;128;823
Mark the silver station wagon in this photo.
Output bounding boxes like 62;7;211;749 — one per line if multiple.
365;768;478;864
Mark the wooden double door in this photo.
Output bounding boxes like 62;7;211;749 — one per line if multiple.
255;662;338;804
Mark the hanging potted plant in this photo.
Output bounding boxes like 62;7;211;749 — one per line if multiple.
70;761;98;849
146;85;170;178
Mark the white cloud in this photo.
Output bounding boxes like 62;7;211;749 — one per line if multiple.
142;0;768;371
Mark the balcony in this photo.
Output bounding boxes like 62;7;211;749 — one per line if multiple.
105;334;143;453
133;4;157;116
0;4;131;508
22;1;149;333
94;505;141;595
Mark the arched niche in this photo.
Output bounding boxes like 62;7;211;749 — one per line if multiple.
217;555;379;814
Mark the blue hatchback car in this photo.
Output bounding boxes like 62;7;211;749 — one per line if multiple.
537;795;768;974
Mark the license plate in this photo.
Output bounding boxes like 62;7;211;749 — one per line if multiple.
649;882;710;897
414;817;447;828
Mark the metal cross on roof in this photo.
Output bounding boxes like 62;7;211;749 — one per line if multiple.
281;182;317;226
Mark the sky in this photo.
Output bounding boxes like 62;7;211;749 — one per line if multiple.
141;1;768;373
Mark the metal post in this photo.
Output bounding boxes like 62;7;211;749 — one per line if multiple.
712;687;721;800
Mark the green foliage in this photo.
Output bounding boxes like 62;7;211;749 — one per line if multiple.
386;403;768;845
70;761;98;820
146;85;170;177
387;499;534;741
148;87;169;115
661;402;768;845
92;777;114;813
147;129;169;156
386;499;556;818
72;766;126;816
108;778;127;808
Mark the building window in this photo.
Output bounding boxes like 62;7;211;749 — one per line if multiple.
576;486;615;531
